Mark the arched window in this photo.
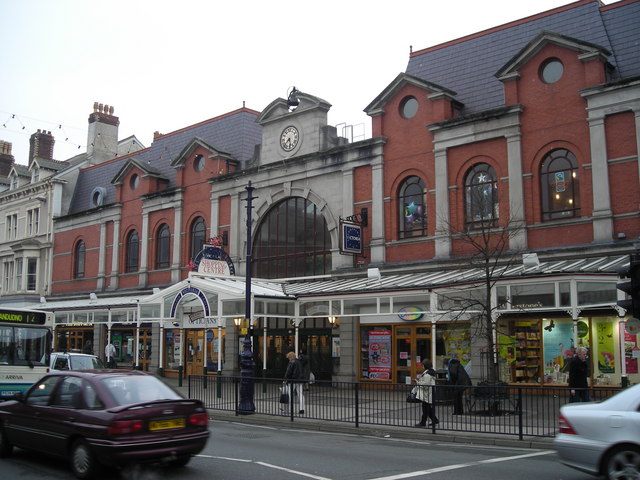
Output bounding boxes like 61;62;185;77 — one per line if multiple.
398;176;427;238
125;230;139;273
465;163;498;227
155;224;171;269
252;197;331;279
540;149;579;220
190;217;206;260
74;240;85;279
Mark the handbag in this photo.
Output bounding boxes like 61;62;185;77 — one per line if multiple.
279;386;289;404
407;386;421;403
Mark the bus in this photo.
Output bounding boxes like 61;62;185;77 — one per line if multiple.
0;307;53;398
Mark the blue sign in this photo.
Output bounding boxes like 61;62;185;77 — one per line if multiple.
193;245;236;275
341;222;362;255
170;286;210;318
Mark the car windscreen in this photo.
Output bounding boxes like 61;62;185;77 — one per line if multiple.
72;356;105;370
100;376;183;406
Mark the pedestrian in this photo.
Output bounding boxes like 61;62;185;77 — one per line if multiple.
568;346;591;402
447;358;471;415
83;339;93;355
105;342;116;368
298;349;311;390
414;359;439;427
283;351;305;414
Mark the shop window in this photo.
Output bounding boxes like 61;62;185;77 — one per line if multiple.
155;223;170;269
125;230;139;273
464;163;498;228
74;240;85;279
190;216;206;261
510;283;555;309
505;320;541;383
434;323;471;371
252;197;331;279
398;176;427;239
577;281;617;305
540;148;579;220
559;282;570;307
540;318;578;384
360;326;392;380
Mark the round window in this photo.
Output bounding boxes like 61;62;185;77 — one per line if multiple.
130;174;139;190
400;96;419;119
540;58;564;84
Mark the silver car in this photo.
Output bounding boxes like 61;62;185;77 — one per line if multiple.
49;352;105;371
554;383;640;479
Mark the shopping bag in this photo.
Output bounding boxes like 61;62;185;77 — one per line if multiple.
309;372;315;384
407;386;421;403
279;387;289;404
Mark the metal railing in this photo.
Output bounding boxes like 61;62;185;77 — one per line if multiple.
187;375;620;440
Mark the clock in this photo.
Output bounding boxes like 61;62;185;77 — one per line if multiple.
280;126;299;151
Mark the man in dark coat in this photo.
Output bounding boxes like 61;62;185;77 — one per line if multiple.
568;347;591;402
448;358;472;414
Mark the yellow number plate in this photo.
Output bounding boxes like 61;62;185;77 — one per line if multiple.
149;418;186;431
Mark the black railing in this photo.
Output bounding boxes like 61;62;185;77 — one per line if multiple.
187;375;620;440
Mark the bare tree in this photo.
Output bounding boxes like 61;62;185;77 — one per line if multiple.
436;177;525;383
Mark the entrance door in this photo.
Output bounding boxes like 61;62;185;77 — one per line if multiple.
186;330;204;376
137;329;152;371
394;325;431;384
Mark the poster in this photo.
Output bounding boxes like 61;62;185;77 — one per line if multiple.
623;325;638;375
596;321;615;374
543;321;574;373
368;330;391;379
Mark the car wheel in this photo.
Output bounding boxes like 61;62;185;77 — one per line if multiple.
604;445;640;480
0;425;13;457
70;439;97;479
168;454;191;468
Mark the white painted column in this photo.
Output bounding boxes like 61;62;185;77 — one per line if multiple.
110;219;120;290
588;116;613;242
434;148;451;258
506;132;527;250
171;206;182;283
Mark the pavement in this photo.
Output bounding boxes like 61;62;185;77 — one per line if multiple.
159;376;555;450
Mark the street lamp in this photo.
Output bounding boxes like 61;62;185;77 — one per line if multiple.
238;182;256;415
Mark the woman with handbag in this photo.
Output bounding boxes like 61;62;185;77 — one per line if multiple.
414;359;439;427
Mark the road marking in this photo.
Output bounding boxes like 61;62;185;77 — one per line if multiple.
197;454;332;480
368;450;555;480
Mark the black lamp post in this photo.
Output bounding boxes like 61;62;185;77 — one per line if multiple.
238;181;256;414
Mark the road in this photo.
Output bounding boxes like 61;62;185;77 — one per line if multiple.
2;420;591;479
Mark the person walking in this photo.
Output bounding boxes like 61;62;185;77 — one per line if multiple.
568;346;591;402
298;349;311;390
448;358;471;415
283;351;305;414
105;342;116;368
414;359;439;427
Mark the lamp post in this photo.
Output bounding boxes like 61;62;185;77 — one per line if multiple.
238;182;256;414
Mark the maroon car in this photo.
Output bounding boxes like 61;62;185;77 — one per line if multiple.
0;370;209;479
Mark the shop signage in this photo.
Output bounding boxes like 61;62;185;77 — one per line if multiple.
192;245;235;276
398;306;424;321
339;221;362;255
170;286;210;318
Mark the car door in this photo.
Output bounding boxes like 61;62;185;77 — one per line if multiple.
36;376;86;457
5;375;60;451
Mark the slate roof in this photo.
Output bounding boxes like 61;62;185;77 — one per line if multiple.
69;109;261;215
405;0;640;115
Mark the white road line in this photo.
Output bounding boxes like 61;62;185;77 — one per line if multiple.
368;450;555;480
196;454;332;480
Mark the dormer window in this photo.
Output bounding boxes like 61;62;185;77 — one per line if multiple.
9;175;18;190
400;96;419;119
194;154;205;172
32;168;40;183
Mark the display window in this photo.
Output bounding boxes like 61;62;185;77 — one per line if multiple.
360;325;392;380
434;323;470;371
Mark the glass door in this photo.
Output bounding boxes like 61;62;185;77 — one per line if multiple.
394;325;431;384
185;330;204;376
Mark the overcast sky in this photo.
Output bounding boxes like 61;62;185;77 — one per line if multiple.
0;0;614;165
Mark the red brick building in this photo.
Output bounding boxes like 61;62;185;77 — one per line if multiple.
37;0;640;386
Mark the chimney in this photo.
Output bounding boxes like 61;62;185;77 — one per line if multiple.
87;102;120;165
0;140;14;177
28;129;55;163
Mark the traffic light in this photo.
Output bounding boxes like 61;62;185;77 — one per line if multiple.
617;254;640;320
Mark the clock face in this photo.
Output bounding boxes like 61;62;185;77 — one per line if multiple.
280;126;299;151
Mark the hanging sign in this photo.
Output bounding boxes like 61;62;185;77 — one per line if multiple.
340;221;362;255
192;244;235;276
